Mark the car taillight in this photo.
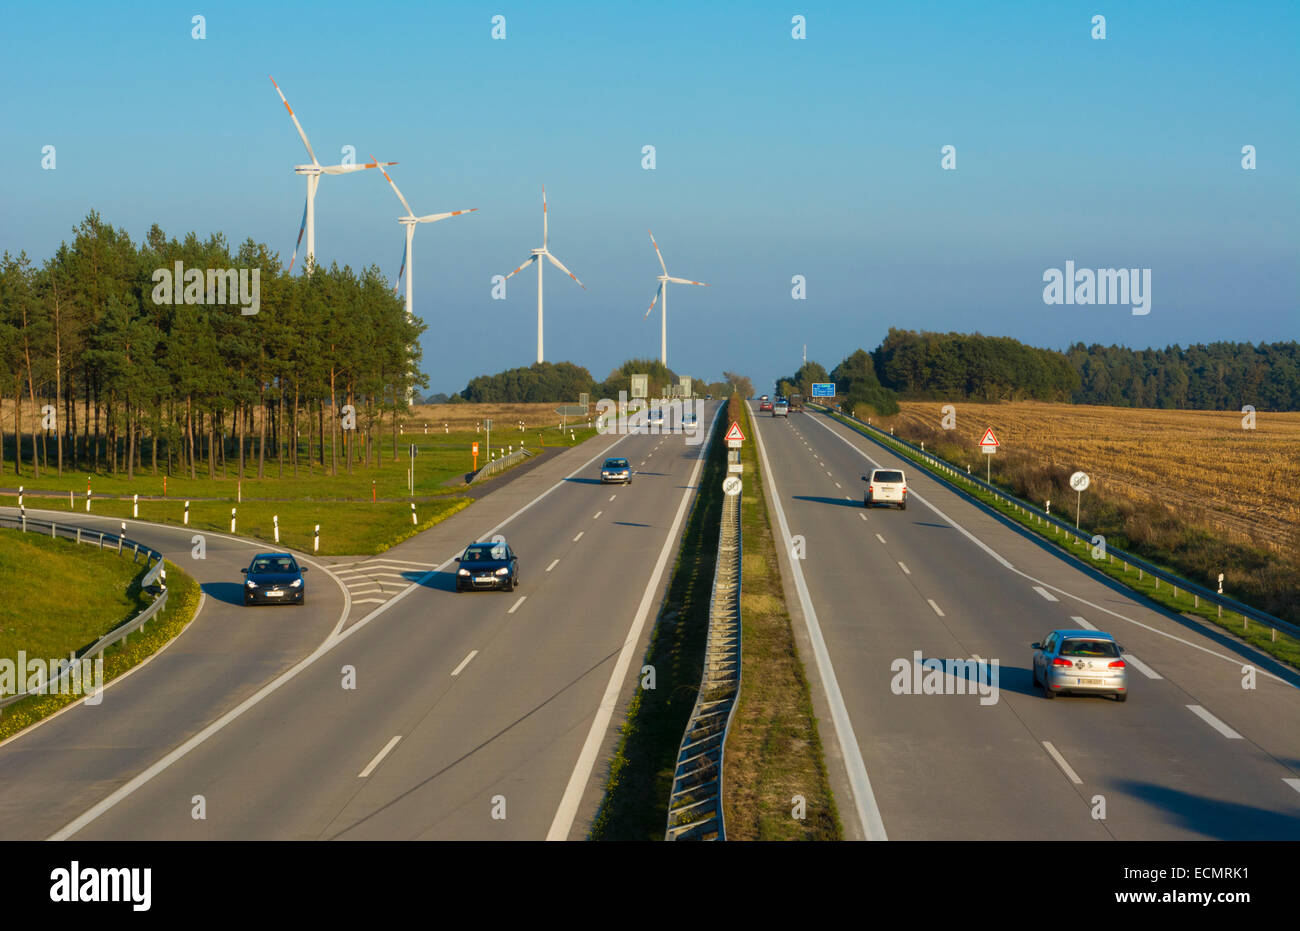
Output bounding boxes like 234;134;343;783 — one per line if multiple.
868;486;874;493
1108;660;1126;668
1051;657;1073;667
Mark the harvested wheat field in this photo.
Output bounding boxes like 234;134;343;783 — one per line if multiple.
876;401;1300;552
396;402;593;433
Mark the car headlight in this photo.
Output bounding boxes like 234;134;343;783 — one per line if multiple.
495;567;510;575
246;580;258;589
290;578;303;588
458;568;470;576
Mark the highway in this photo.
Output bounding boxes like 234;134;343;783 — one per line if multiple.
751;404;1300;840
1;404;719;840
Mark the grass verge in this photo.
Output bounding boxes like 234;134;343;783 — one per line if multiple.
588;407;726;840
0;557;201;743
723;397;842;840
824;408;1300;671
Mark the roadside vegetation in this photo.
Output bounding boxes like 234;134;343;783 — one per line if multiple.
723;396;841;840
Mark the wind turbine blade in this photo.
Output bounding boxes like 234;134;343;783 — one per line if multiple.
504;255;538;280
269;76;319;166
644;282;664;318
667;276;709;286
545;252;586;289
542;185;548;249
370;155;415;216
648;229;668;276
319;159;396;176
394;237;407;295
287;195;308;274
416;208;478;223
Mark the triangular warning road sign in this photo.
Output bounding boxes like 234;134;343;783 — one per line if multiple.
725;422;746;442
978;427;1000;447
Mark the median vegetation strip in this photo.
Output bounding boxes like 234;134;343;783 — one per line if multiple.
824;409;1300;671
724;398;841;840
589;407;725;840
0;544;202;743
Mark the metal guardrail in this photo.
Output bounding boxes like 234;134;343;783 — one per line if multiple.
470;446;534;483
665;479;742;841
811;404;1300;641
0;512;169;708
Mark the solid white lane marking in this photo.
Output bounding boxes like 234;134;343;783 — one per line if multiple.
593;511;602;520
803;413;1298;690
450;651;478;676
548;407;723;841
1070;615;1097;630
749;411;888;841
898;562;911;575
573;532;584;542
1187;705;1242;739
1033;586;1059;602
508;596;526;614
358;736;401;778
1284;778;1300;795
927;599;945;617
1123;653;1162;679
546;558;559;572
48;430;635;841
1043;741;1083;785
875;533;886;544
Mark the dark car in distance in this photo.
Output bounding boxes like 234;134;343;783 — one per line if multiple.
456;540;519;592
242;552;308;606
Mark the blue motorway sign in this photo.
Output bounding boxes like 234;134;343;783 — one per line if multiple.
811;383;836;397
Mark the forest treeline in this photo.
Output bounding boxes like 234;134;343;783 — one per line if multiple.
0;211;424;479
452;358;745;404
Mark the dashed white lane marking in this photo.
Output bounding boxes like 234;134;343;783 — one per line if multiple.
1042;741;1082;785
593;511;602;520
835;482;842;489
573;532;584;542
450;650;478;676
1033;586;1059;602
508;596;527;614
1284;778;1300;795
875;533;886;544
1123;654;1162;679
927;599;945;617
546;559;559;572
609;494;616;501
859;513;868;521
1187;705;1242;739
358;736;401;778
1070;615;1097;630
898;562;911;575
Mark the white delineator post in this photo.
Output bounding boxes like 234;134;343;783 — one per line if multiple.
273;514;280;544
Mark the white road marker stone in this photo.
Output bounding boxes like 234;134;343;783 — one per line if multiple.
358;735;401;778
1033;586;1059;602
927;599;945;617
1187;704;1242;739
1043;741;1083;784
508;596;526;614
450;651;478;676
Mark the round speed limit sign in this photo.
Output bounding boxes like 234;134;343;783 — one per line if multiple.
722;476;742;496
1069;471;1090;492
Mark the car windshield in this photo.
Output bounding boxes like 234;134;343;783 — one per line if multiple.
252;556;296;573
873;471;904;483
463;543;507;562
604;459;629;469
1060;639;1119;658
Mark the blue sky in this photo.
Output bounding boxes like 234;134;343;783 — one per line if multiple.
3;1;1296;395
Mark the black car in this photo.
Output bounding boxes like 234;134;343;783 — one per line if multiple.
456;540;519;592
600;457;632;484
242;552;308;605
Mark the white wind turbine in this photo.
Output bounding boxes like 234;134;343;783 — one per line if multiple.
502;187;586;364
372;158;477;320
644;230;709;368
269;75;394;274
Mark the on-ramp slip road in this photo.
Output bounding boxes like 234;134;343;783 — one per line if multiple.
752;404;1300;840
18;403;719;840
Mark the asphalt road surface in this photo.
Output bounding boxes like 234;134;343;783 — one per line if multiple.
752;404;1300;840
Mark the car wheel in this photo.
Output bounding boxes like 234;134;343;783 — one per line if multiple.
900;500;907;510
1043;682;1056;699
1115;692;1128;702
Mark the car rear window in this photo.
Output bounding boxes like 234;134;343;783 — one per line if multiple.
1060;639;1119;658
873;471;905;483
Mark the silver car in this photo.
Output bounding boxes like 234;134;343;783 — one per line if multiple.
1032;629;1129;701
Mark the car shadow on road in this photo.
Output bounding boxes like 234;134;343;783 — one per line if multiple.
613;521;651;527
911;521;949;529
1114;780;1300;839
562;478;605;485
793;495;863;509
202;582;247;606
410;570;459;592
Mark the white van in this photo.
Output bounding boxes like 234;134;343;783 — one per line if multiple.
863;469;907;509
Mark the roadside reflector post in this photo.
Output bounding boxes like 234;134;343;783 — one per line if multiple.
118;522;126;554
183;500;190;525
133;493;139;518
69;489;74;509
237;480;242;504
1217;573;1224;595
17;486;22;510
314;524;320;553
85;488;91;512
230;507;237;533
273;514;280;544
410;502;417;526
372;480;376;503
